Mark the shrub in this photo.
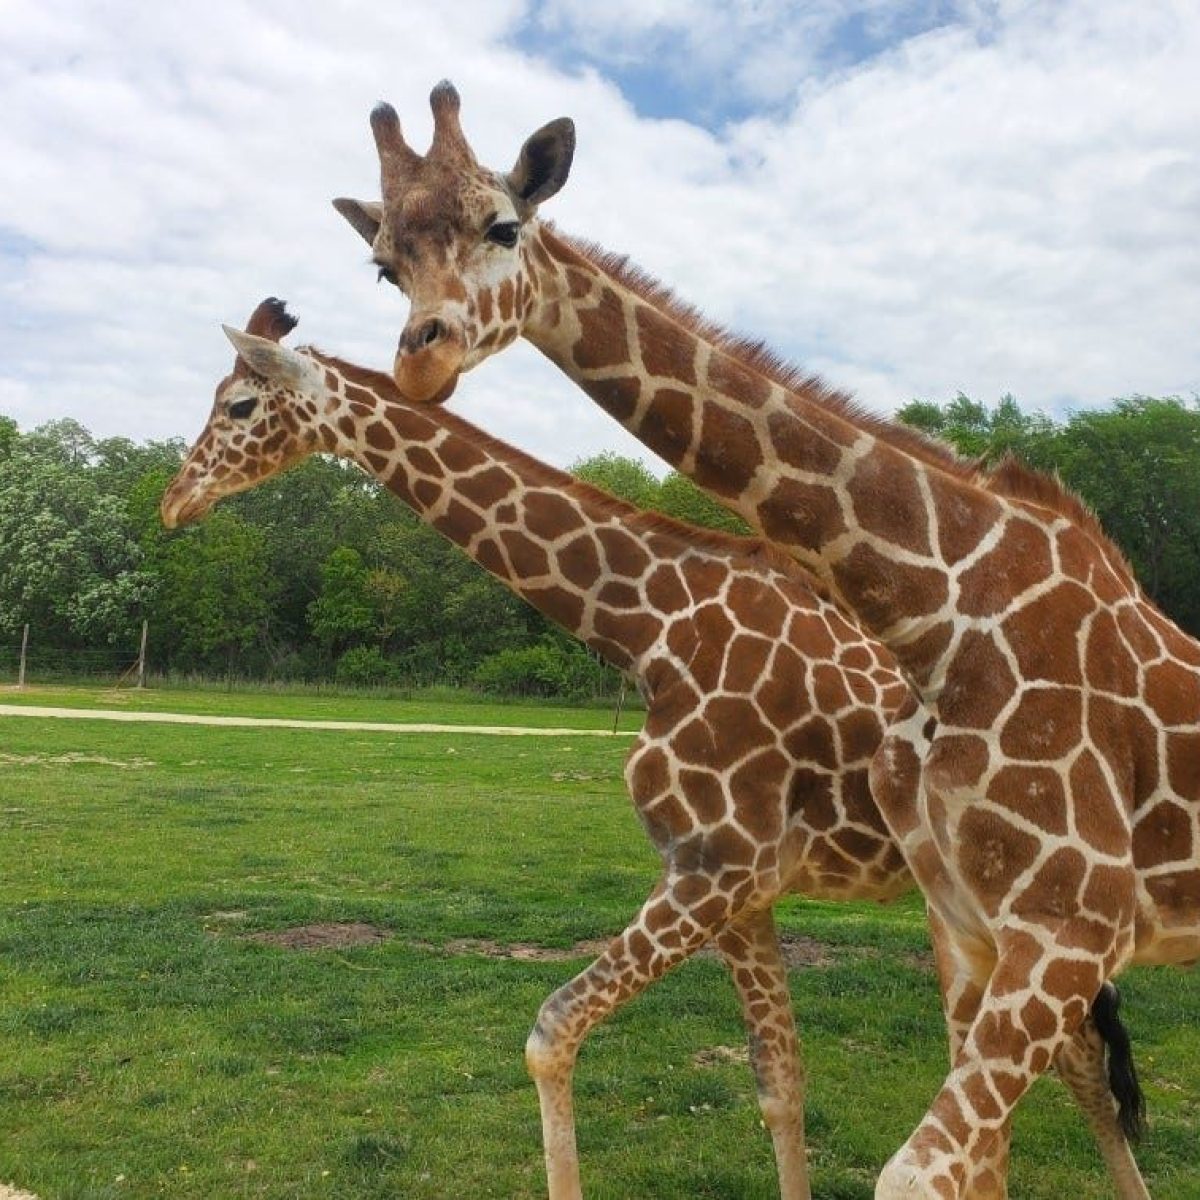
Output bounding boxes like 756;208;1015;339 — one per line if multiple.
474;641;619;699
334;645;397;686
474;644;564;697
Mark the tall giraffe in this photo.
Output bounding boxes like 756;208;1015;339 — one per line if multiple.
162;298;926;1200
335;84;1196;1199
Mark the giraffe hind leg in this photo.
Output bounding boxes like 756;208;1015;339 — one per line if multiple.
1054;986;1150;1200
713;907;811;1200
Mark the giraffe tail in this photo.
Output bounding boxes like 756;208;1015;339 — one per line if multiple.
1091;980;1147;1143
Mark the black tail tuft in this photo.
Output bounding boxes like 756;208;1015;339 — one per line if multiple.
1091;981;1147;1143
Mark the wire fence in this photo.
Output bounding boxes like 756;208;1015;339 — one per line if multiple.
0;630;145;688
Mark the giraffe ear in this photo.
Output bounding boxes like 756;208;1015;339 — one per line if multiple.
506;118;575;209
222;327;309;385
333;197;383;245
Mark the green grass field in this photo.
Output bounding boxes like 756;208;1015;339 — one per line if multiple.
1;687;1198;1198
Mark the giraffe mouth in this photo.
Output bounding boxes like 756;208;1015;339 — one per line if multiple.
426;371;459;406
392;328;465;405
392;360;461;406
160;480;213;529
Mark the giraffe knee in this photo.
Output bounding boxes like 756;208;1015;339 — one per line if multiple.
525;1001;577;1083
756;1091;802;1137
525;1021;557;1082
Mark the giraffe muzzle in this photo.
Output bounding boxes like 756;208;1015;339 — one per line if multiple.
160;476;213;529
393;317;465;405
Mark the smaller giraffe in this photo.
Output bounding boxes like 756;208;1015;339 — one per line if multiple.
162;299;920;1200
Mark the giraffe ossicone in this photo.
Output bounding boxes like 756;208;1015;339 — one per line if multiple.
339;82;1197;1200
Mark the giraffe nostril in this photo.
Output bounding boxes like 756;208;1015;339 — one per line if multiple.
401;318;447;355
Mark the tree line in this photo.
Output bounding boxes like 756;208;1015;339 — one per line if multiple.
0;394;1196;695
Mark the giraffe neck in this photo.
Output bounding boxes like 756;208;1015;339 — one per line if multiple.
522;227;1007;694
303;350;741;674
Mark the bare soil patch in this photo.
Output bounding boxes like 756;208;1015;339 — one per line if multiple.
776;934;837;968
0;1185;39;1200
423;932;840;967
428;937;612;962
0;751;154;769
231;924;930;975
693;1044;750;1068
246;922;391;951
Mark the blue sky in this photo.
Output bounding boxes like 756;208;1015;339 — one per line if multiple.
515;0;967;125
1;0;1198;472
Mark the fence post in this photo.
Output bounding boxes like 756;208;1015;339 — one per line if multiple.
17;623;29;688
136;620;149;689
611;674;628;734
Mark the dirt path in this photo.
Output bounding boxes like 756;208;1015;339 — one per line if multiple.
0;1185;38;1200
0;703;630;738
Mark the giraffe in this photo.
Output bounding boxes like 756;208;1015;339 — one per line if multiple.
333;83;1196;1199
162;298;926;1200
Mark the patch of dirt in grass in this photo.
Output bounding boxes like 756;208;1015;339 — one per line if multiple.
432;937;611;962
0;1184;40;1200
246;923;391;950
427;933;842;968
776;934;837;968
693;1044;750;1068
0;751;155;769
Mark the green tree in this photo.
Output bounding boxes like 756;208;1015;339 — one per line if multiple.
1044;397;1200;632
0;415;17;461
307;547;377;654
655;471;750;534
93;436;184;499
229;457;396;651
153;510;276;672
570;452;661;508
898;392;1200;636
0;441;153;645
895;392;1051;461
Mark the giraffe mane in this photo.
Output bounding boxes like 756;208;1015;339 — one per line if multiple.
554;230;1137;588
986;455;1137;585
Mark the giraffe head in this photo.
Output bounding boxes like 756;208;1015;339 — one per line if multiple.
161;298;324;528
334;80;575;404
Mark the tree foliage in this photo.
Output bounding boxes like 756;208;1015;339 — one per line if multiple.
898;393;1200;634
4;392;1198;690
0;425;155;644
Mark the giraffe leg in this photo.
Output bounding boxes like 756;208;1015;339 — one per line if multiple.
926;910;1010;1200
713;907;810;1200
871;714;1010;1196
876;930;1110;1200
1054;999;1149;1200
524;876;737;1200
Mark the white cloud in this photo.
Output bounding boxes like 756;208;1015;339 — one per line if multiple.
0;0;1197;481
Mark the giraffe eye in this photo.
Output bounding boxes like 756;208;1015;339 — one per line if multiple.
228;397;258;421
485;221;519;249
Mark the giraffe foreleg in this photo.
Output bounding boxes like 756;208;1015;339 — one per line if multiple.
713;906;810;1200
524;875;735;1200
876;929;1116;1200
